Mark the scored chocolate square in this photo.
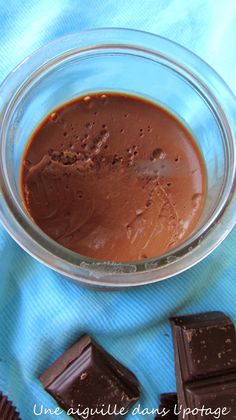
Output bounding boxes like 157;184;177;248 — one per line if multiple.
171;311;236;383
185;372;236;419
171;311;236;420
40;335;140;420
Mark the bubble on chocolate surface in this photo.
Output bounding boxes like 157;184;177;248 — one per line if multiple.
50;112;58;122
83;95;94;109
126;224;132;240
151;148;166;161
112;155;119;165
100;94;108;105
76;191;84;199
83;96;91;103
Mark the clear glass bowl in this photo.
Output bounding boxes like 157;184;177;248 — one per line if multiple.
0;28;235;288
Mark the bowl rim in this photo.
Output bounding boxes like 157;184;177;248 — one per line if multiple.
0;28;235;288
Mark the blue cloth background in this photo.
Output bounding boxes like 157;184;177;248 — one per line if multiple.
0;1;236;419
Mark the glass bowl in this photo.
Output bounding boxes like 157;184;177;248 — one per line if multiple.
0;28;235;288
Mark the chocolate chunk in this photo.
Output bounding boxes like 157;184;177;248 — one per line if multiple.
171;311;236;419
171;311;236;382
185;372;236;418
0;392;20;419
40;334;140;420
155;393;178;419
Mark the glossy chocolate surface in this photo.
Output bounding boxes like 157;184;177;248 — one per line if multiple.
22;93;206;262
40;335;140;420
155;393;178;419
171;312;236;419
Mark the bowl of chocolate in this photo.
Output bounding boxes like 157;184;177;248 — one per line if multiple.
0;29;235;287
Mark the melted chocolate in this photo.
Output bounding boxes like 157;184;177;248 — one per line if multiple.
21;93;206;262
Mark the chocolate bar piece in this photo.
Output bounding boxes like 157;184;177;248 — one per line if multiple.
171;311;236;420
185;372;236;417
155;393;178;419
40;334;140;420
0;392;20;419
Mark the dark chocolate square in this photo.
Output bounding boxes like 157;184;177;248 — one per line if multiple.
0;392;20;420
185;373;236;419
155;393;178;419
40;335;140;420
171;312;236;383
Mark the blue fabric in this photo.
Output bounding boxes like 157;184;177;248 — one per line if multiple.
0;1;236;419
